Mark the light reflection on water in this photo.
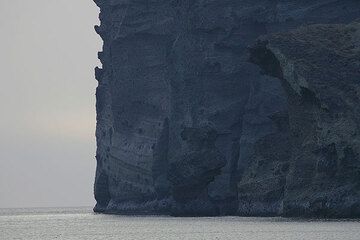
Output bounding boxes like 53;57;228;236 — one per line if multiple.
0;207;359;240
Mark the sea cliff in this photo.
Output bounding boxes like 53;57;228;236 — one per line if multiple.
93;0;360;217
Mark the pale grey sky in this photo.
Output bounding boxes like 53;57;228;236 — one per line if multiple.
0;0;101;208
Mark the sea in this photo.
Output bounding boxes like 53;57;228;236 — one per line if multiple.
0;207;359;240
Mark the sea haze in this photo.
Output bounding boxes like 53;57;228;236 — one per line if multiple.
0;208;359;240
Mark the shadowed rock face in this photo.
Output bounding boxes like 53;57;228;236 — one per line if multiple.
237;111;291;216
168;126;226;216
250;21;360;218
93;0;360;217
169;126;226;201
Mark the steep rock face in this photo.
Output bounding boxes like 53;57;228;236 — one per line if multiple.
93;0;360;216
250;21;360;217
94;0;174;214
237;112;291;216
168;126;226;216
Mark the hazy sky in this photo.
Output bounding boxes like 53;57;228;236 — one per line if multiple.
0;0;101;208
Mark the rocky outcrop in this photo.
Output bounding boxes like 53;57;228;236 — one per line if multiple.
93;0;360;217
249;21;360;217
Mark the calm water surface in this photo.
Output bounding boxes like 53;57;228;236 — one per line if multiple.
0;207;359;240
